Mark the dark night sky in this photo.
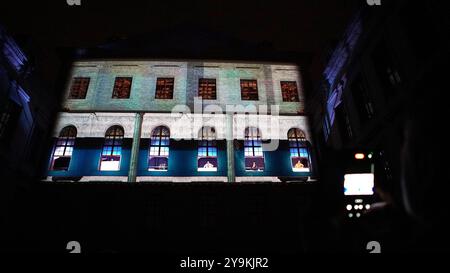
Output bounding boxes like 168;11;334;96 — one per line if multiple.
1;0;360;87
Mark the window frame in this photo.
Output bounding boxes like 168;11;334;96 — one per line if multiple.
50;126;77;171
288;128;311;173
148;126;170;171
68;77;91;99
240;79;259;101
111;77;133;99
198;78;217;100
244;127;265;172
99;126;124;171
197;127;218;172
280;81;300;102
155;77;175;100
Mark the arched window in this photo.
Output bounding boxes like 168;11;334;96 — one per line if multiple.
198;127;218;172
51;126;77;171
148;126;170;171
288;128;310;172
100;126;124;171
244;127;265;171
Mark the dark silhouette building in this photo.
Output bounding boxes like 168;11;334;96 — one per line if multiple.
308;0;450;251
0;25;57;180
310;0;448;200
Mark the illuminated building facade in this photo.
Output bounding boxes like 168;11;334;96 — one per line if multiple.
45;60;314;182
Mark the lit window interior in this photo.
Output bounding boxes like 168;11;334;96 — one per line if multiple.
148;126;170;171
51;126;77;171
288;128;310;172
244;127;265;171
198;126;218;172
100;126;124;171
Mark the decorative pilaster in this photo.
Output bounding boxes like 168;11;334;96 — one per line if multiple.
226;113;235;182
128;112;143;182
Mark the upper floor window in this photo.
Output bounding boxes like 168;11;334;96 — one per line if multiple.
69;77;90;99
50;126;77;171
148;126;170;171
112;77;132;99
240;79;259;101
244;127;264;171
100;126;124;171
198;127;218;172
155;78;174;99
288;128;310;172
281;81;300;102
198;78;217;100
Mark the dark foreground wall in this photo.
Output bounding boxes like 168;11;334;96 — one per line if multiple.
1;182;329;254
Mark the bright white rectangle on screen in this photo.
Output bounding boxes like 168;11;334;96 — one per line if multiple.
100;161;120;171
344;173;374;196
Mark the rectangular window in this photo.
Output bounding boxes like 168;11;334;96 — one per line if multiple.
289;132;310;173
197;140;218;172
245;157;265;172
149;157;168;171
281;81;300;102
68;77;90;99
51;127;77;171
198;78;217;100
244;128;265;172
148;127;170;171
155;78;174;99
99;131;123;171
240;79;259;101
112;77;132;99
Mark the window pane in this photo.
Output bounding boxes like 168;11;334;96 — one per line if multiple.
160;147;169;156
112;77;132;99
52;156;71;171
240;80;259;101
254;140;262;147
69;77;90;99
151;138;160;146
300;148;309;157
149;156;168;170
56;139;67;146
198;78;217;100
245;157;265;171
289;140;299;147
281;81;300;102
54;147;65;156
155;78;174;99
160;138;169;146
65;147;73;156
208;147;217;157
100;155;121;171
